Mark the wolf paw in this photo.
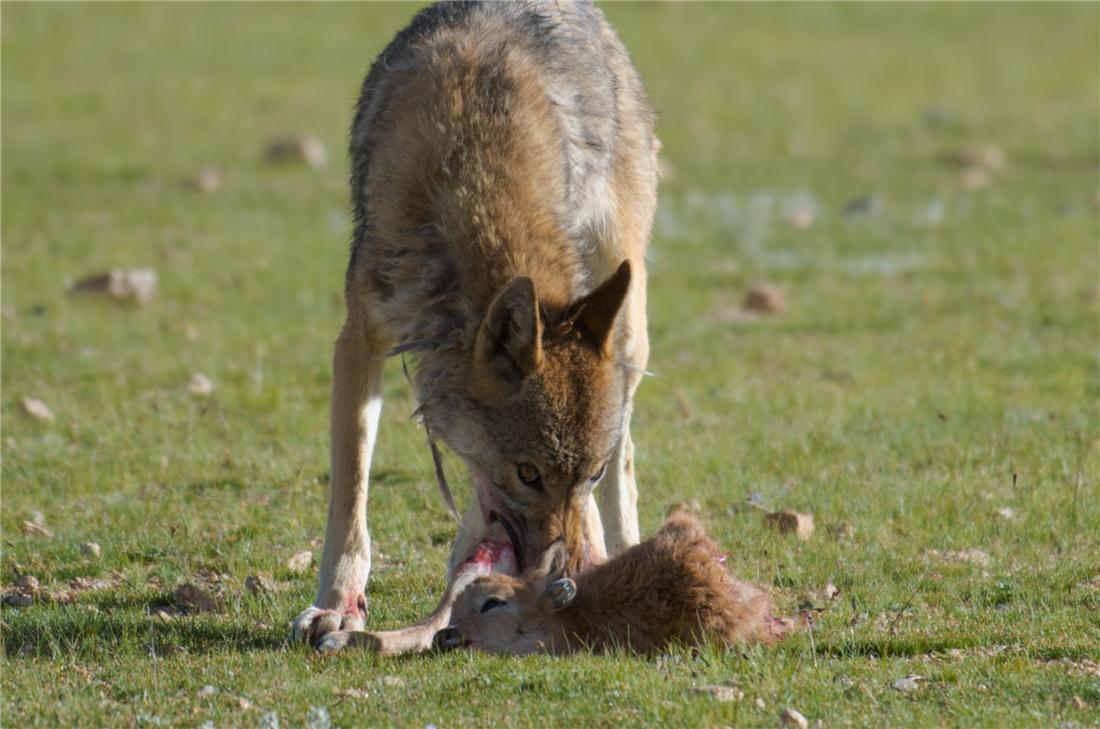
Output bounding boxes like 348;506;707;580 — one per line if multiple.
290;595;366;647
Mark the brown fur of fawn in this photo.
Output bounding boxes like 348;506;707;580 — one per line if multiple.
438;513;783;655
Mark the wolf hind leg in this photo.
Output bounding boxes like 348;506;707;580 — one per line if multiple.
291;314;388;645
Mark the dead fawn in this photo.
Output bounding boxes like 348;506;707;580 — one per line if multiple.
436;512;787;655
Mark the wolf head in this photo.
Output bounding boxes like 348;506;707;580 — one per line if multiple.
436;540;576;655
425;261;632;574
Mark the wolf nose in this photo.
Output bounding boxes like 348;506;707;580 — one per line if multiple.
433;626;463;651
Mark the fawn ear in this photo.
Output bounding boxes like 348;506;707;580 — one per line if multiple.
474;276;543;387
543;578;577;612
530;538;569;584
568;261;631;355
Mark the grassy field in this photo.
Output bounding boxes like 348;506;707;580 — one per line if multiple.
2;3;1098;727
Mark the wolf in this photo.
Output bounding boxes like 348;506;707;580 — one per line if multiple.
291;0;659;651
436;512;787;655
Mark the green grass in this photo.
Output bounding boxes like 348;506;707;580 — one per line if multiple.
2;3;1098;727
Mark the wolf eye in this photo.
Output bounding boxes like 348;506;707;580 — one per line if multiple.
517;463;542;489
589;463;608;484
480;598;507;613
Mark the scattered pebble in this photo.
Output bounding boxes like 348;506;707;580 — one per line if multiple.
742;284;785;314
245;575;274;597
826;521;855;542
70;269;158;305
237;697;253;711
925;548;991;568
172;583;223;613
823;582;840;600
958;167;991;191
188;373;215;397
780;707;809;729
382;676;406;688
190;166;222;193
692;685;744;702
334;688;370;700
764;510;814;540
843;195;881;219
307;706;332;729
14;575;39;591
286;550;313;573
81;542;102;559
265;135;327;168
755;697;767;710
943;144;1005;172
21;521;54;539
3;592;34;608
891;674;924;692
996;507;1017;520
260;711;280;729
666;499;702;517
198;685;218;698
21;398;54;422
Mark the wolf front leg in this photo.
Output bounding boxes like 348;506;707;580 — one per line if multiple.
598;270;648;556
291;318;387;646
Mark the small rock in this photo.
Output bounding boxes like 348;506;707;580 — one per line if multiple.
21;521;54;539
188;373;215;397
755;697;767;710
996;507;1017;520
334;687;370;700
692;685;743;702
307;706;332;729
14;575;39;591
259;712;280;729
237;697;253;711
29;510;46;526
81;542;103;559
958;167;991;191
666;499;702;517
70;269;158;305
943;145;1005;171
843;195;881;218
3;592;34;608
823;582;840;600
21;398;54;422
245;575;274;597
780;707;808;729
742;284;785;314
925;548;991;568
172;583;223;613
286;550;313;573
191;166;222;193
891;674;924;692
198;685;218;698
382;676;405;688
765;510;814;540
265;135;327;169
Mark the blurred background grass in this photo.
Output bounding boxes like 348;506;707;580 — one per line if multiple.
2;3;1098;727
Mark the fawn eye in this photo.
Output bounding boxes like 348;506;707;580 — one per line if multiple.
517;463;542;490
480;598;507;613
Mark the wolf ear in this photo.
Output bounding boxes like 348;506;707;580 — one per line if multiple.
475;276;543;385
569;261;631;355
